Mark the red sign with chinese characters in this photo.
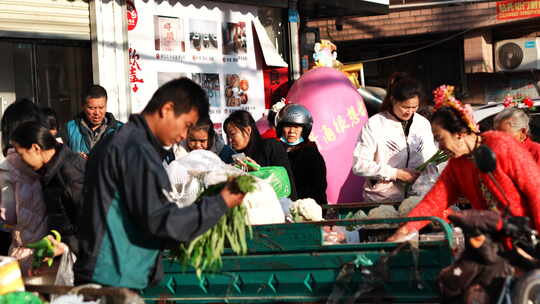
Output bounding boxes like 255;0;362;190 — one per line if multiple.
497;0;540;20
128;48;144;92
127;0;138;31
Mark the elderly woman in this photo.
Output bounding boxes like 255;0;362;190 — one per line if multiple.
389;87;540;304
352;73;437;202
494;107;540;164
275;104;327;205
388;86;540;241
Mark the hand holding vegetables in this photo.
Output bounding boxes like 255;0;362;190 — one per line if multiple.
24;230;65;268
221;177;251;208
396;168;420;183
176;175;257;277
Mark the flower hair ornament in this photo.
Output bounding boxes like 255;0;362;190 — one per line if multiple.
433;85;480;133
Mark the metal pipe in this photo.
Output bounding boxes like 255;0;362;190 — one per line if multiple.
288;0;301;80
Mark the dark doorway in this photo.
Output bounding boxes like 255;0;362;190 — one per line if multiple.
0;39;92;126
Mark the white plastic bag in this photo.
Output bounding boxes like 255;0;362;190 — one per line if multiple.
165;150;243;207
243;178;285;225
410;163;440;197
165;150;285;225
54;251;75;286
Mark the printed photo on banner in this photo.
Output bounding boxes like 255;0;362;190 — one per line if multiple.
224;74;249;107
154;16;185;52
189;19;218;53
157;72;189;87
192;73;221;107
222;22;247;55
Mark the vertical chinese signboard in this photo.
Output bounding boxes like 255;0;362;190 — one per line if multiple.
127;0;265;130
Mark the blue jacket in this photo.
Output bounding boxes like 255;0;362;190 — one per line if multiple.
63;112;123;154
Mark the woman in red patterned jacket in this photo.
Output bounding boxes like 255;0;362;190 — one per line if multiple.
388;86;540;242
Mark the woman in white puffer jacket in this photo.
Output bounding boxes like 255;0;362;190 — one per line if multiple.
353;73;437;203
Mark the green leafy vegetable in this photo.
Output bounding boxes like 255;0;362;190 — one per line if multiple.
175;175;256;277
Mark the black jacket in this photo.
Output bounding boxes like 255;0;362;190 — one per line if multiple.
285;141;327;205
74;114;228;289
241;138;297;200
39;143;86;255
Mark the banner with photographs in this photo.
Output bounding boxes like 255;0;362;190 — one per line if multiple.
127;0;265;134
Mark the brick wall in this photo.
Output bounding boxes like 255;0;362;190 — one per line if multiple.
309;1;536;41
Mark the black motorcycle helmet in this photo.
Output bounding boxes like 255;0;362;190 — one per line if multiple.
275;104;313;139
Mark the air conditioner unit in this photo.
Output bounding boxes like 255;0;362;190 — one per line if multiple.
494;38;540;72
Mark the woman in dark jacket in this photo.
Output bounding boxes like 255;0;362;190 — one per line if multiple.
276;104;327;205
11;121;85;255
224;110;297;200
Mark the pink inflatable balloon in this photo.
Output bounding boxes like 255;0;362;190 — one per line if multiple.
286;67;368;204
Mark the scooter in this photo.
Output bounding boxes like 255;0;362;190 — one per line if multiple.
444;145;540;304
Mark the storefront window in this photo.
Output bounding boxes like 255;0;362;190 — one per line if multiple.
257;7;287;61
0;40;92;126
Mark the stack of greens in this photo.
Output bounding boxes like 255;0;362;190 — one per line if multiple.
175;175;256;277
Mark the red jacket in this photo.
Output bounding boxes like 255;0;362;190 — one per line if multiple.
523;137;540;166
405;131;540;233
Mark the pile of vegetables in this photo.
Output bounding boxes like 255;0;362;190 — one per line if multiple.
289;198;324;222
175;175;256;277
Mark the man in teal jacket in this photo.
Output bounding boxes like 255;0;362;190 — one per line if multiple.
62;85;123;158
74;78;245;289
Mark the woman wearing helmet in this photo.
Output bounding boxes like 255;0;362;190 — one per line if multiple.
276;104;327;206
352;73;437;202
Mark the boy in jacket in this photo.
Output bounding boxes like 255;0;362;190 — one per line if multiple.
74;78;245;289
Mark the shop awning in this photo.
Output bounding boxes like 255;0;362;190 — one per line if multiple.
252;18;288;67
216;0;389;18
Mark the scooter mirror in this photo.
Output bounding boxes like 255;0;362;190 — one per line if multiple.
473;144;497;173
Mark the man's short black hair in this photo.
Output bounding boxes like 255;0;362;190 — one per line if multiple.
84;85;108;104
142;77;209;118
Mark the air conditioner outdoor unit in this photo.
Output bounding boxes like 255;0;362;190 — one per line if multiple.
494;37;540;72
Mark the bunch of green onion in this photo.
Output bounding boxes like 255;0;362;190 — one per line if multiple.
416;150;449;172
175;175;256;277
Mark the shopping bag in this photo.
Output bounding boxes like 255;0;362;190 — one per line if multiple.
248;166;291;198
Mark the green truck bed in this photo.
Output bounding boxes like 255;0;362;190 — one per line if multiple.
143;216;455;303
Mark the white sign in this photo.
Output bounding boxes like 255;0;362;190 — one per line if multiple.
127;0;265;131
